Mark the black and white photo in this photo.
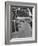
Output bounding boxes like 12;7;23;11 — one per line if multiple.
5;2;37;44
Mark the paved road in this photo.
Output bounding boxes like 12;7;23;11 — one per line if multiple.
11;21;32;38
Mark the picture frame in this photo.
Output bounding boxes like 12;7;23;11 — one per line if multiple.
5;1;37;44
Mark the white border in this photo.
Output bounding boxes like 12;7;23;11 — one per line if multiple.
9;5;35;42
